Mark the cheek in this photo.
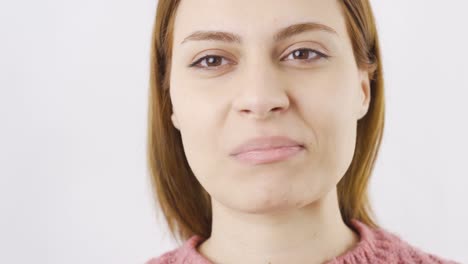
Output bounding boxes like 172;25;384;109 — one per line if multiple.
170;70;220;134
294;72;356;139
293;66;359;178
170;76;224;182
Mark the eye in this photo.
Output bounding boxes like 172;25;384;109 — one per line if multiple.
188;55;234;70
188;48;329;70
281;48;329;63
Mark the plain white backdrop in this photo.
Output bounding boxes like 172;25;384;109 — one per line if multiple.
1;0;467;263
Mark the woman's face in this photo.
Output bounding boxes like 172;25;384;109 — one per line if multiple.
169;0;371;213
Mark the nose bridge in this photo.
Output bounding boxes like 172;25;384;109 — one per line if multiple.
232;50;290;119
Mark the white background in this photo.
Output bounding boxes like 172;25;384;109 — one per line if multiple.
1;0;467;263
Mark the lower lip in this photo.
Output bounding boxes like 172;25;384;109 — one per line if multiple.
231;146;304;165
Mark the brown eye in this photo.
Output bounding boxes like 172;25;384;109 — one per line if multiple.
283;48;328;62
189;55;231;69
294;49;313;59
204;56;222;66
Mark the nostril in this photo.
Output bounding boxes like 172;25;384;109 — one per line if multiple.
271;107;283;112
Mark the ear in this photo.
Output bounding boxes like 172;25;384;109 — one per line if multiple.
171;112;180;130
357;69;371;120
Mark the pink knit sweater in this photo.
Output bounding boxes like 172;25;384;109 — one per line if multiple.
146;219;460;264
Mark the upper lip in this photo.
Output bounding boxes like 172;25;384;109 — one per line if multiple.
229;136;304;156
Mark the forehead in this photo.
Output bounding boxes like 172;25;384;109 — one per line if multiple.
172;0;347;45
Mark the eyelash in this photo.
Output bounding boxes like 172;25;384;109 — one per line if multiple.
188;48;330;70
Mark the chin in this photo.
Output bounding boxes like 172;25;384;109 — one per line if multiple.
231;194;310;214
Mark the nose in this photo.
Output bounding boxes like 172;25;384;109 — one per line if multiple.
232;61;290;120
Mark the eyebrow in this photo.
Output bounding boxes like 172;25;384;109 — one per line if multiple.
180;22;338;45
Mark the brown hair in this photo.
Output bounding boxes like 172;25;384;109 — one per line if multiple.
147;0;385;245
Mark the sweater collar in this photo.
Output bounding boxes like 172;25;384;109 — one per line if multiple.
178;218;379;264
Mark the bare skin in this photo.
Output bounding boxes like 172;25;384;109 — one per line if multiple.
169;0;370;263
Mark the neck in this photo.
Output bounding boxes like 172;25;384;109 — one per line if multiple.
197;188;360;264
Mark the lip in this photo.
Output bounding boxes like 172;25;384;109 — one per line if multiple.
229;136;305;165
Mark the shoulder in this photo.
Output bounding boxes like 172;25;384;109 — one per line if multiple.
376;230;457;264
361;221;460;264
145;243;185;264
145;249;178;264
145;235;207;264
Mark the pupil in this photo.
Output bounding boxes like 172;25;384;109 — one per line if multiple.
207;56;219;66
294;50;308;59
